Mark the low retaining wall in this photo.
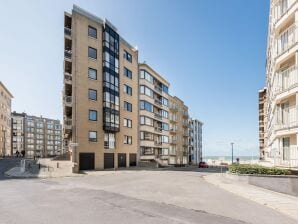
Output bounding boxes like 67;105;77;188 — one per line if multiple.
226;173;298;197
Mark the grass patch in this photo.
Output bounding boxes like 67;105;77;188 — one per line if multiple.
228;164;291;175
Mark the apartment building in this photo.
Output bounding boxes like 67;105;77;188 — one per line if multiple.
259;88;267;160
11;112;62;158
63;5;139;172
189;119;203;165
169;96;189;165
263;0;298;167
0;82;13;156
139;63;170;166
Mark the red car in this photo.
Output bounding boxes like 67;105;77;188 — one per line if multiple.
198;161;209;168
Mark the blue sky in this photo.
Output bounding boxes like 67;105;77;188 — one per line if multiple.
0;0;269;156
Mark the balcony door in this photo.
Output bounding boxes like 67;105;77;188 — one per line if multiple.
281;102;289;125
282;137;290;161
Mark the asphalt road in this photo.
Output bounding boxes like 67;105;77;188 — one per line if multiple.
0;163;296;224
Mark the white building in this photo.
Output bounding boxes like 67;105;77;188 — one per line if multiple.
263;0;298;168
189;119;203;165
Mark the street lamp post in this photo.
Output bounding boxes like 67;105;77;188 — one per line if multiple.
231;142;234;164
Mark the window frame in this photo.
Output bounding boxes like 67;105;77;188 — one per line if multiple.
88;25;97;39
89;110;98;121
88;47;97;59
88;89;97;101
88;68;97;80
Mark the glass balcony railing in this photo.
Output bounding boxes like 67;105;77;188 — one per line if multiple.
276;23;297;56
64;27;71;36
274;0;296;22
274;65;298;95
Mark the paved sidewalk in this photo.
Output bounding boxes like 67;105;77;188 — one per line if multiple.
203;173;298;221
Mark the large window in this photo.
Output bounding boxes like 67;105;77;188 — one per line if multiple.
88;89;97;101
162;110;168;118
89;110;97;121
140;100;153;112
140;116;153;126
124;135;132;144
139;70;153;83
140;86;153;97
124;101;132;112
104;133;115;149
124;85;132;96
124;67;132;79
88;68;97;80
88;47;97;59
89;131;97;142
162;97;168;107
104;91;119;110
162;123;169;131
88;26;97;38
123;118;132;128
140;131;154;141
124;50;132;62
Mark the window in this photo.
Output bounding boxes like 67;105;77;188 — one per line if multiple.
89;110;97;121
162;110;168;118
124;67;132;79
88;47;97;59
89;131;97;142
104;133;115;149
89;89;97;101
124;85;132;96
162;97;168;107
140;100;153;112
124;135;132;144
140;86;153;97
88;68;97;80
162;136;169;143
88;26;97;38
140;116;153;126
124;50;132;62
139;70;153;83
162;85;169;94
124;101;132;112
162;123;169;131
123;118;132;128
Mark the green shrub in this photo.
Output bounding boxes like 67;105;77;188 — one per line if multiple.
228;164;291;175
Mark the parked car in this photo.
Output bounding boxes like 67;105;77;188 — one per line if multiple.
198;161;209;168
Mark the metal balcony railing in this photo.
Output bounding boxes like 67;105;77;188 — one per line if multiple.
154;113;162;120
64;27;71;36
64;50;72;59
154;127;162;133
64;96;72;106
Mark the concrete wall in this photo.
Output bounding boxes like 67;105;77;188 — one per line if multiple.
226;173;298;197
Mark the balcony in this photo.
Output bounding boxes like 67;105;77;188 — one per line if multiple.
64;50;72;60
64;119;72;130
154;99;162;106
64;73;72;85
274;65;298;96
64;27;71;36
274;0;296;24
170;139;177;144
154;113;162;120
154;85;162;93
276;23;297;57
64;96;72;107
154;141;162;146
275;105;298;131
154;127;162;133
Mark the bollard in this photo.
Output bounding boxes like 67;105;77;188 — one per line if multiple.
57;162;59;168
48;166;49;171
38;163;41;170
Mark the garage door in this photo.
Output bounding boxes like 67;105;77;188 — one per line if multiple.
79;153;95;170
118;153;126;168
129;153;137;167
104;153;114;169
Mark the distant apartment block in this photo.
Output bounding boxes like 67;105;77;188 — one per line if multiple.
63;5;139;172
139;63;170;166
0;82;13;156
263;0;298;167
169;96;189;165
11;112;62;158
189;119;203;165
259;88;267;160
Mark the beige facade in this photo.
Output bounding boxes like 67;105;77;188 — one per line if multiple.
139;63;171;166
0;82;13;156
263;0;298;167
63;5;139;172
259;88;267;160
169;96;189;165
